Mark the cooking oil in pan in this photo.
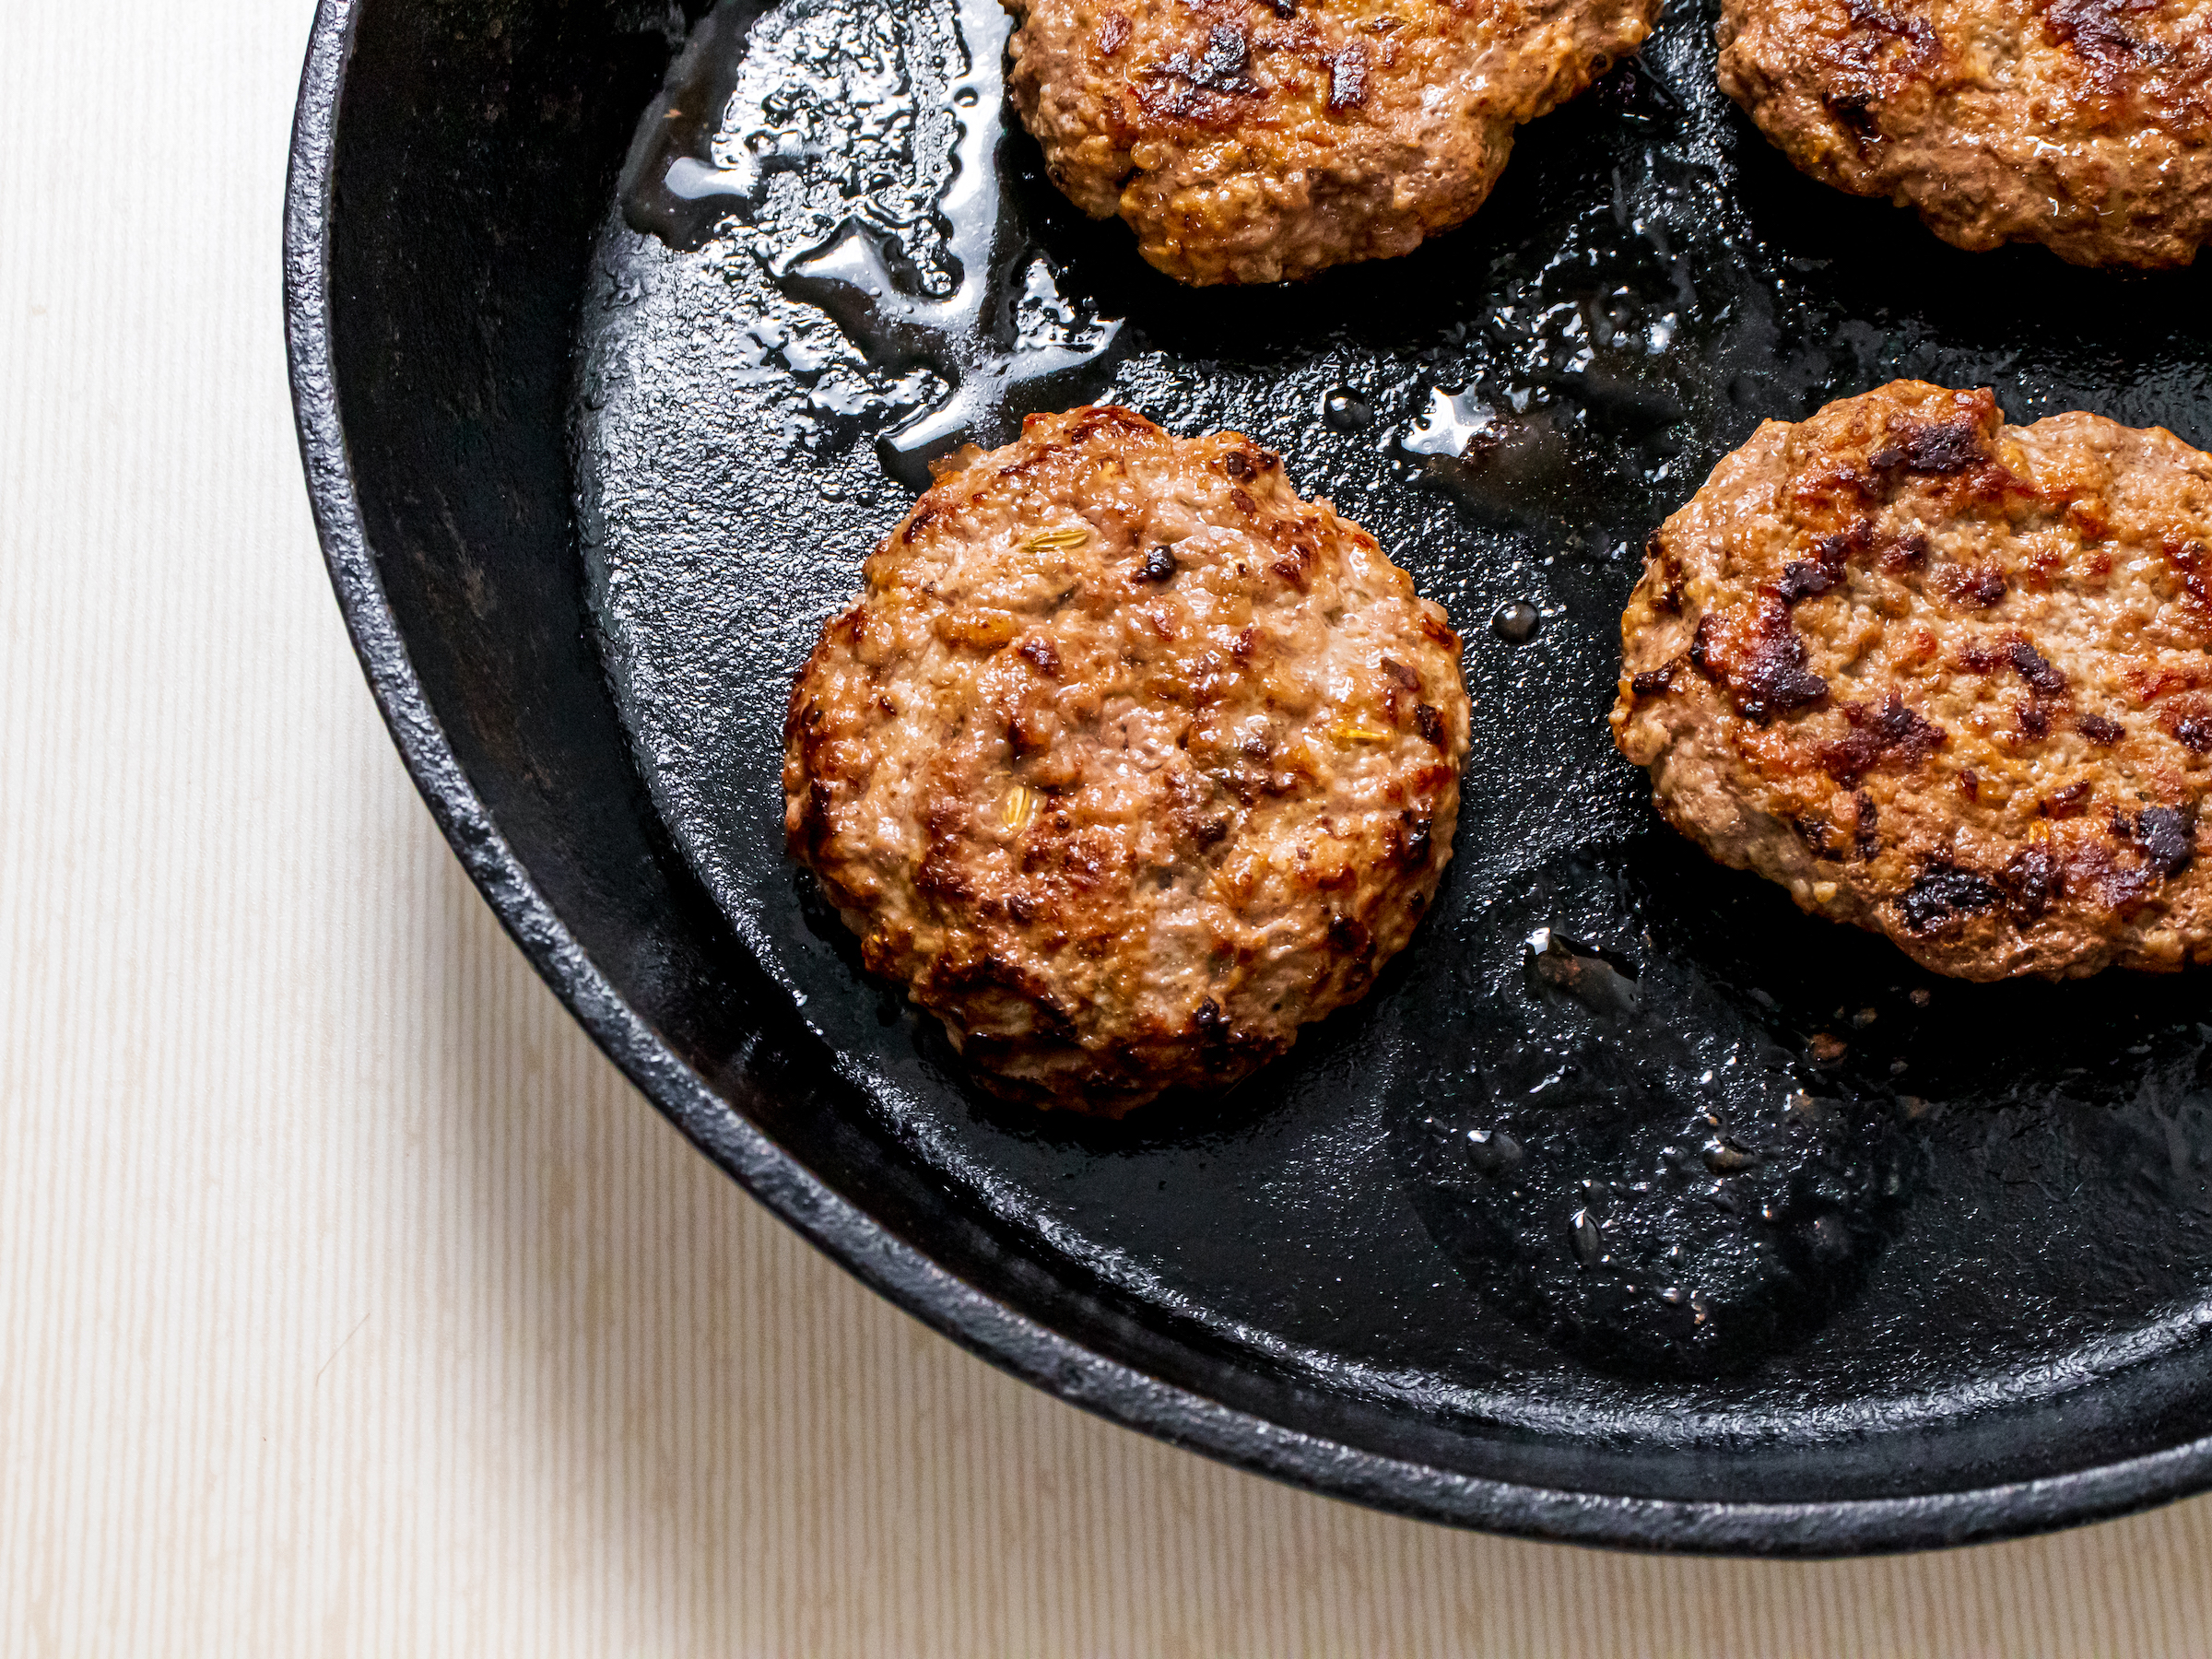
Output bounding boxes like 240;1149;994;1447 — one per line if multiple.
619;0;1122;483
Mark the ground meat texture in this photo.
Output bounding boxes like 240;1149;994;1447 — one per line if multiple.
785;405;1471;1112
1003;0;1661;286
1717;0;2212;267
1610;381;2212;982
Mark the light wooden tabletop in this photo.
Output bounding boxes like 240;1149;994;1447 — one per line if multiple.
4;1;2208;1650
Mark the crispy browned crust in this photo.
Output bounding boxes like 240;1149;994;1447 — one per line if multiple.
785;406;1471;1112
1612;380;2212;981
1004;0;1660;285
1718;0;2212;267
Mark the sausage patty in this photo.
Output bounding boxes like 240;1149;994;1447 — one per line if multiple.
1718;0;2212;267
786;405;1470;1112
1613;380;2212;981
1004;0;1660;285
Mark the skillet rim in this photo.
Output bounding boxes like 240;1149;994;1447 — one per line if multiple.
282;0;2212;1554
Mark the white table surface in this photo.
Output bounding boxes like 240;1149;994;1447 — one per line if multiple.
6;0;2211;1650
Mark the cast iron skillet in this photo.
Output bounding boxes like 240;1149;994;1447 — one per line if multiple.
288;0;2212;1553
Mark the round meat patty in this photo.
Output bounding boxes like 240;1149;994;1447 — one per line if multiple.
785;405;1471;1112
1612;380;2212;981
1719;0;2212;267
1004;0;1660;285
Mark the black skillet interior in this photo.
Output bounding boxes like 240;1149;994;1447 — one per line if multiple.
312;0;2212;1549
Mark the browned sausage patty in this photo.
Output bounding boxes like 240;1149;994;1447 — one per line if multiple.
1718;0;2212;267
1612;381;2212;981
1004;0;1660;285
785;406;1470;1112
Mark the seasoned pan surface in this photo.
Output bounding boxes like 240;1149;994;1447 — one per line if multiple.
295;0;2212;1551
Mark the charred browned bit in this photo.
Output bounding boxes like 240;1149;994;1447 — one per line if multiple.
2008;639;2066;695
1896;861;2002;934
2039;781;2091;818
1999;844;2062;922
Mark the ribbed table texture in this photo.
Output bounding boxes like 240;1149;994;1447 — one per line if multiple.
4;0;2210;1651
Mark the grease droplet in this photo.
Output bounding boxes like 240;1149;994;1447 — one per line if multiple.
1527;926;1640;1019
1571;1206;1606;1268
1466;1127;1524;1177
1701;1135;1756;1174
1492;601;1540;644
1321;387;1374;432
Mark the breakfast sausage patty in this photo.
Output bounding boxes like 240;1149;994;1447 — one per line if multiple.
1613;381;2212;981
786;406;1470;1112
1718;0;2212;267
1004;0;1660;285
